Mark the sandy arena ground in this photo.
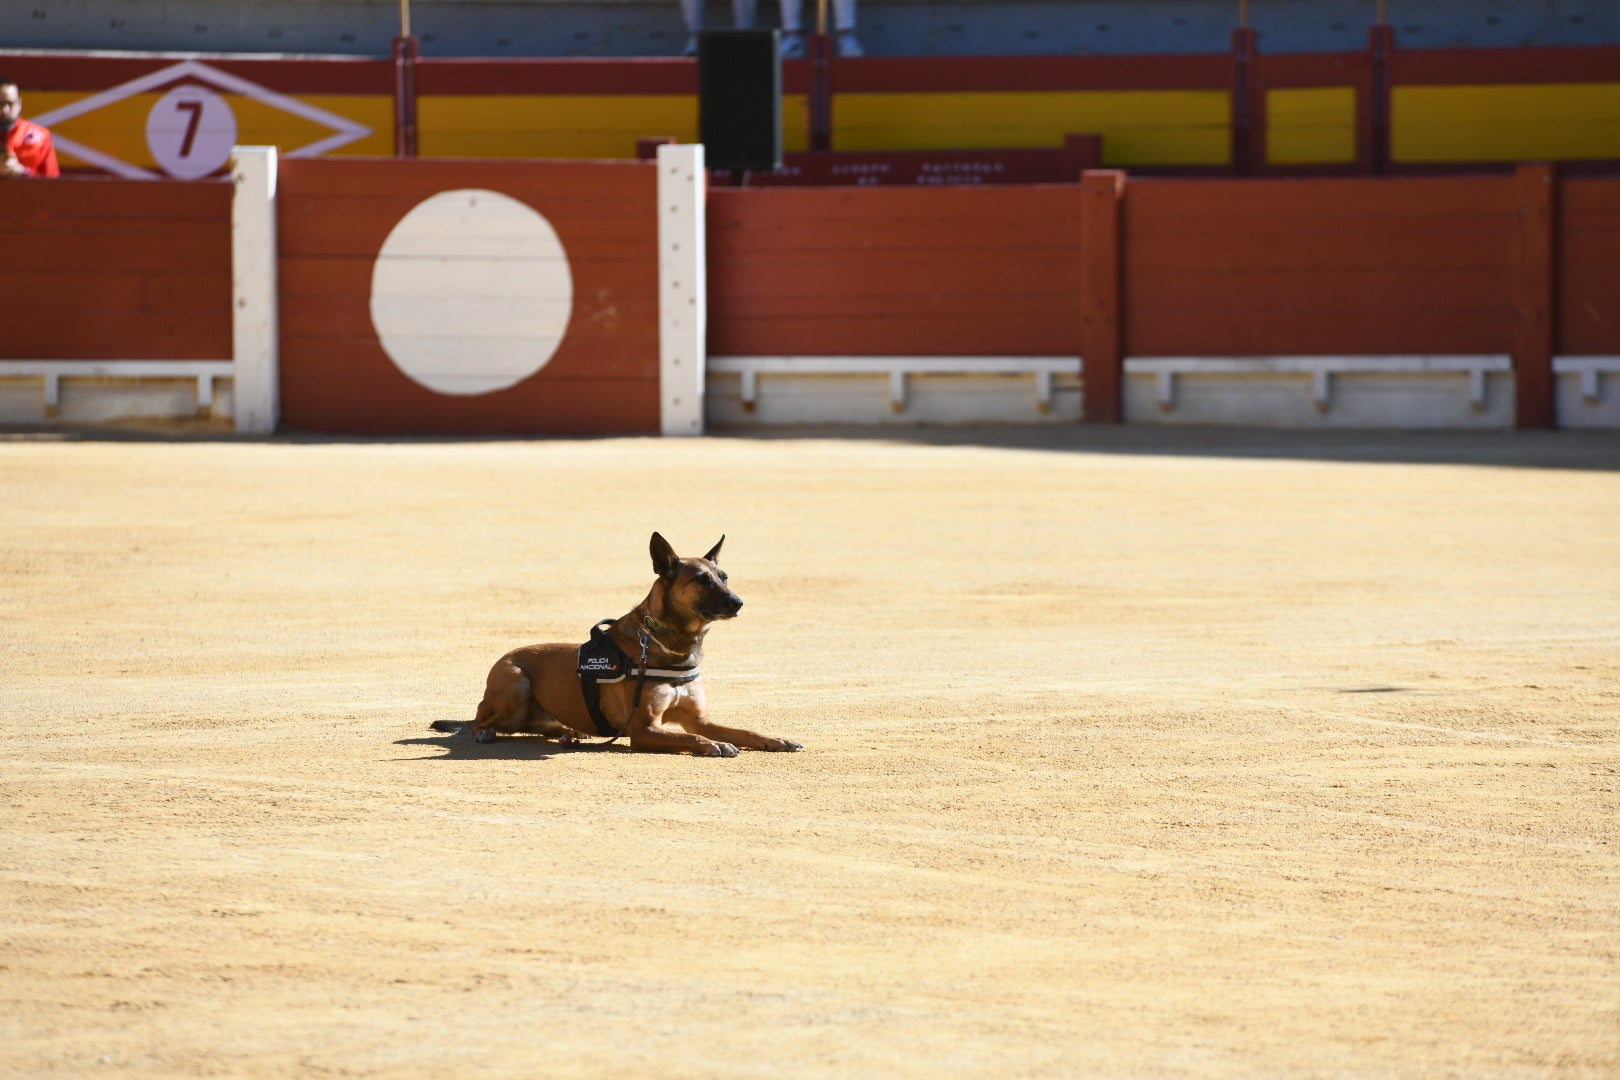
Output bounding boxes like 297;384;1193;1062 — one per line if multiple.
1;426;1617;1078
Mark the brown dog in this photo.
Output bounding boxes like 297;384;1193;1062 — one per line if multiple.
434;532;801;757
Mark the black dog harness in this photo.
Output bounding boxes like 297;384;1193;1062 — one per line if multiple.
577;618;699;740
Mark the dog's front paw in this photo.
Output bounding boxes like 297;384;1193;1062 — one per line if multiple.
765;738;803;752
473;728;497;744
703;741;740;758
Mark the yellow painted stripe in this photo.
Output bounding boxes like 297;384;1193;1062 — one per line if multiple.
417;95;813;159
1266;86;1356;165
833;90;1231;166
31;84;1230;170
1393;83;1620;162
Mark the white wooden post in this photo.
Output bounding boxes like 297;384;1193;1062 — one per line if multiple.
658;143;706;436
231;145;279;435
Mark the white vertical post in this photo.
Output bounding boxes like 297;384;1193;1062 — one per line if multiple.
231;145;279;435
658;143;706;437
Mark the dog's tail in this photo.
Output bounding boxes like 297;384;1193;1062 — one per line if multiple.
430;719;471;735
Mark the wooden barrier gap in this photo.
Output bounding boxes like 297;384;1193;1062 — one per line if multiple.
1367;23;1395;174
809;32;833;152
1514;162;1559;428
1079;170;1125;424
393;33;420;158
1230;27;1261;177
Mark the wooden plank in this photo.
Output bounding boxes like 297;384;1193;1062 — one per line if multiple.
1;53;392;94
1124;267;1514;312
0;179;232;222
832;90;1231;166
1393;84;1620;164
279;157;655;199
280;317;659;381
0;270;228;327
1125;307;1514;357
277;253;653;296
416;58;696;96
1124;175;1515;219
0;226;229;273
708;315;1082;358
709;295;1080;325
706;184;1084;357
1258;51;1370;88
1392;45;1620;86
278;340;659;435
830;54;1234;93
0;310;232;361
706;223;1075;257
1124;223;1514;271
709;256;1081;301
1264;87;1357;167
709;185;1081;221
1558;178;1620;355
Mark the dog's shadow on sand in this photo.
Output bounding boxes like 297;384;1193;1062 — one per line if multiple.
391;732;630;762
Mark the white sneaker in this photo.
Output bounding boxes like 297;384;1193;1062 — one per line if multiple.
836;29;864;57
779;30;805;59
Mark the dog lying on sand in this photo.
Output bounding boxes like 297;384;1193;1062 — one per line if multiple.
432;532;801;757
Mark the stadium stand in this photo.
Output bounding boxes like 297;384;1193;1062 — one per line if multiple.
2;0;1618;58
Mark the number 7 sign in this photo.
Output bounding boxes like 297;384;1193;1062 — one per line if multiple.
145;85;237;179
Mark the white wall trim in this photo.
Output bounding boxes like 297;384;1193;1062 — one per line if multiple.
708;355;1083;413
657;143;706;437
1552;356;1620;404
231;145;279;435
1127;355;1513;414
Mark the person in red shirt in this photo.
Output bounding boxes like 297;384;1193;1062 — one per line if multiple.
1;78;60;179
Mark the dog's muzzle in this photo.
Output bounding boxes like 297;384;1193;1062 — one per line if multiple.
706;594;744;619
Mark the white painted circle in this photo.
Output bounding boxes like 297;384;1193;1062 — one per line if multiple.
370;189;574;397
146;85;237;180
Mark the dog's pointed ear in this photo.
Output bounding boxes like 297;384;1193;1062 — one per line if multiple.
650;531;679;579
703;535;725;564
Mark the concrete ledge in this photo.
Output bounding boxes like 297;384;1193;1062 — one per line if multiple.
1124;356;1516;429
0;361;235;426
706;356;1083;425
1553;357;1620;429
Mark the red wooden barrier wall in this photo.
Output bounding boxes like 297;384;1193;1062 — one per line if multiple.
706;186;1084;357
1122;176;1519;357
1560;177;1620;357
0;179;230;361
276;157;660;435
708;167;1620;428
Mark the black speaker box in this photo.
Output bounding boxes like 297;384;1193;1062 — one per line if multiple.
698;30;782;172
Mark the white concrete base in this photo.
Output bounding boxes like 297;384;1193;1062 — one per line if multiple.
0;369;235;428
706;357;1082;426
1124;357;1516;429
1553;358;1620;429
